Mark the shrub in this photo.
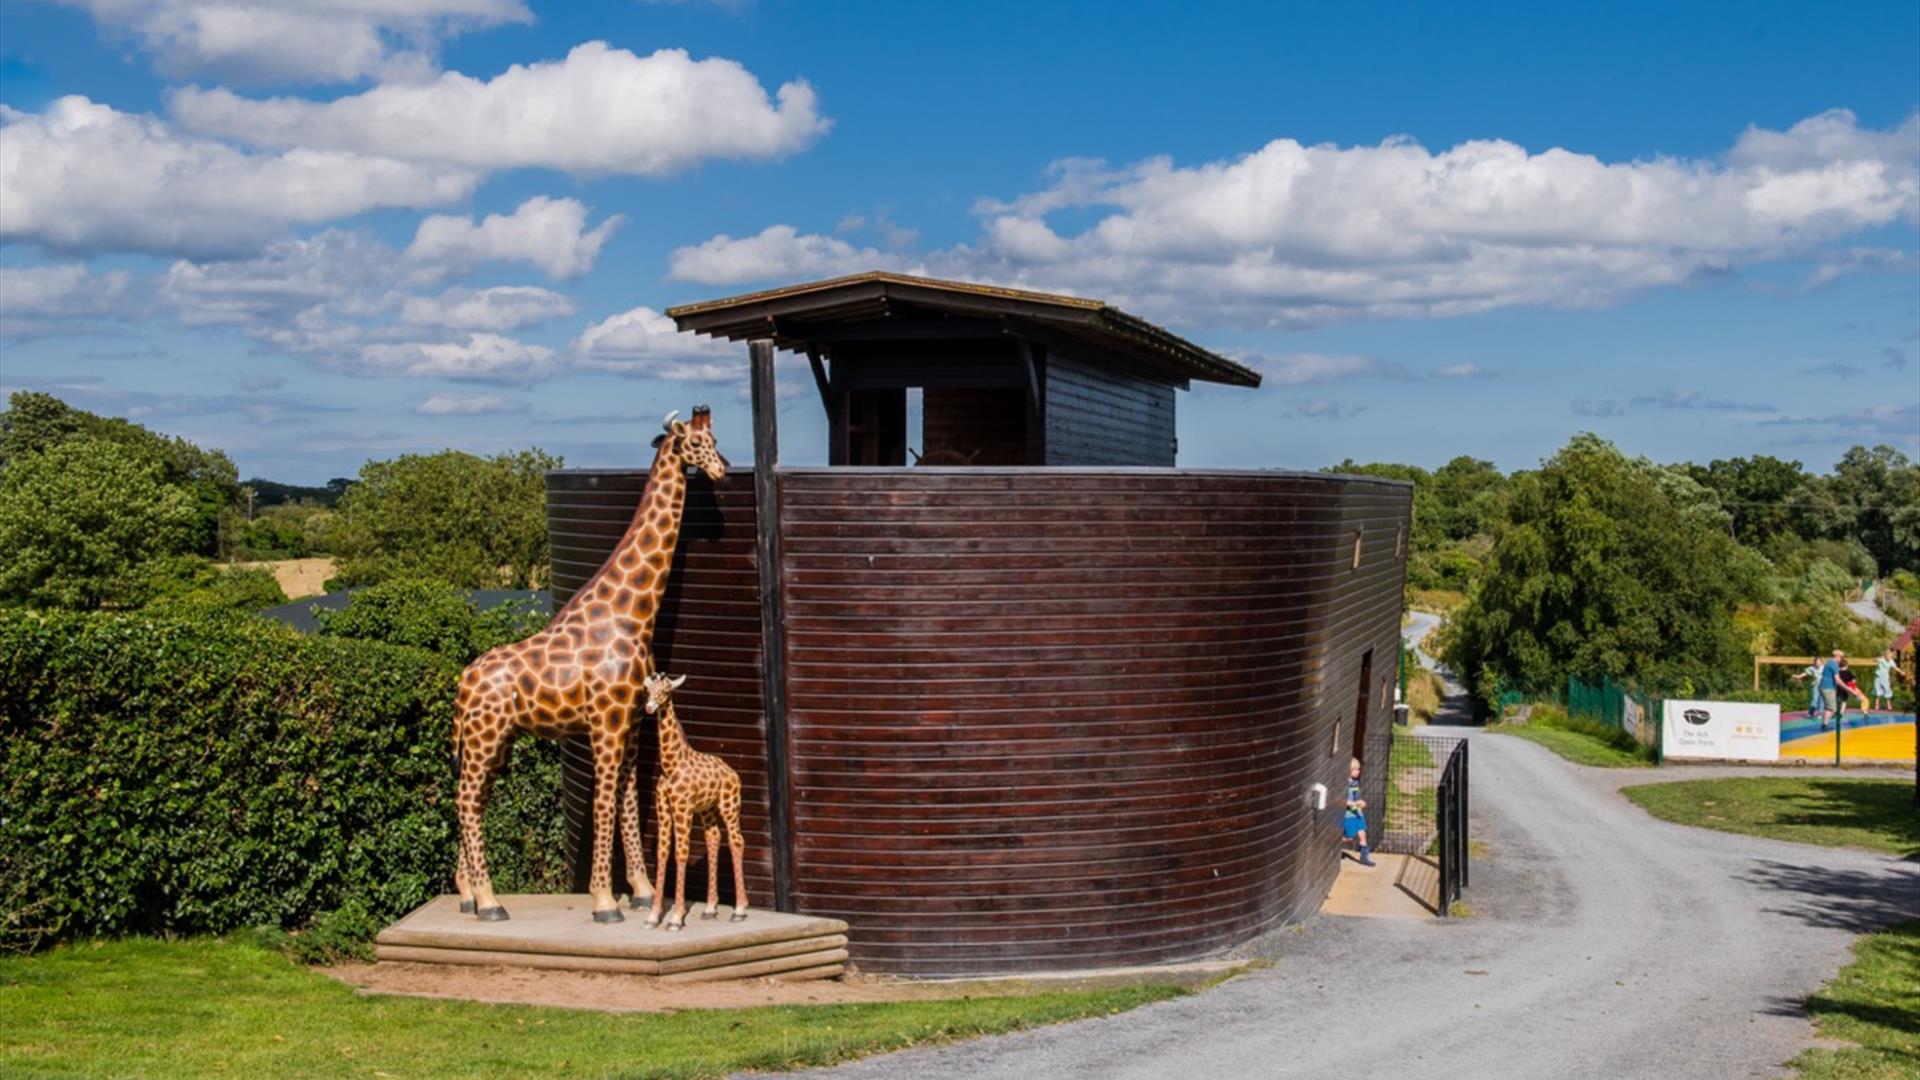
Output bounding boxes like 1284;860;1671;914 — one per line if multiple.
314;578;548;664
0;608;569;954
142;562;289;614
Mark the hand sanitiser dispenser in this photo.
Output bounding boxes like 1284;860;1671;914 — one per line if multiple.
1308;783;1328;811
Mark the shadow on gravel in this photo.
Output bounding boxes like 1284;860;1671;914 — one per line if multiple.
1737;860;1920;933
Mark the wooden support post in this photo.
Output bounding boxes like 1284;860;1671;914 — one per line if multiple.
749;339;795;913
1014;337;1045;465
805;347;832;417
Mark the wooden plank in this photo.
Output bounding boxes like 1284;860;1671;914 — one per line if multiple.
661;948;850;984
751;338;796;914
806;347;831;416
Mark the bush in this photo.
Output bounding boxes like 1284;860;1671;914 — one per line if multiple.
142;561;289;614
1524;702;1657;762
315;579;548;664
0;608;569;954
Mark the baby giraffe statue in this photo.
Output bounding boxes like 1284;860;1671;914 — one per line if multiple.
641;671;750;930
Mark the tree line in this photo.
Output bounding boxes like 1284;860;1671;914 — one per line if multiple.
1331;434;1919;709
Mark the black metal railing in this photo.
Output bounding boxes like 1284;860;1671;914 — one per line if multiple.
1379;730;1470;916
1435;738;1469;914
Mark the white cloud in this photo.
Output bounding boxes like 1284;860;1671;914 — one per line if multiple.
416;391;526;415
55;0;532;84
172;41;828;177
406;197;621;280
353;333;556;379
671;110;1920;328
0;263;136;337
569;305;741;381
1251;353;1408;385
399;285;577;331
668;223;905;285
1434;362;1492;379
0;96;476;257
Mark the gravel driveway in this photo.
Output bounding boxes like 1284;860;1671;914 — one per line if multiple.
783;731;1918;1080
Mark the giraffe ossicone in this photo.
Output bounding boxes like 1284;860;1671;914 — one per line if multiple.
450;405;727;923
642;670;751;930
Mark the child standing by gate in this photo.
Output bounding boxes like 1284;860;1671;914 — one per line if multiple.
1345;757;1375;866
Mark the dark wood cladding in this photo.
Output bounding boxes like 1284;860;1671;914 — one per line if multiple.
922;387;1028;465
776;468;1409;975
545;469;774;898
1044;351;1175;466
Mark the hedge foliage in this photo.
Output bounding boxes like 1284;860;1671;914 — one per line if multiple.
0;608;569;952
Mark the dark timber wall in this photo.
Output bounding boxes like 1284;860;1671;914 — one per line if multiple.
1043;352;1176;466
548;466;1409;976
546;469;775;898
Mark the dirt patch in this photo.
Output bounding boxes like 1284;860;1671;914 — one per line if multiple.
329;960;1225;1014
237;557;337;600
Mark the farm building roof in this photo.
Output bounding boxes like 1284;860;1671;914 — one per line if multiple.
666;272;1261;389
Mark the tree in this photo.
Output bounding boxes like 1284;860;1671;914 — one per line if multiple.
329;449;561;589
1445;434;1751;706
0;439;198;609
1680;454;1808;546
0;392;239;556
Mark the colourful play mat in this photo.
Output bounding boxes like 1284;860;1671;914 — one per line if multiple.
1779;710;1918;762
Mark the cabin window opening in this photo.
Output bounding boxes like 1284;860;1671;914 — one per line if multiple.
1330;717;1341;758
1352;649;1374;764
1351;529;1364;570
1395;525;1405;560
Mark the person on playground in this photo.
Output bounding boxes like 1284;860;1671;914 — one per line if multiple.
1790;659;1824;720
1835;656;1868;723
1816;650;1843;731
1871;647;1896;713
1344;757;1375;867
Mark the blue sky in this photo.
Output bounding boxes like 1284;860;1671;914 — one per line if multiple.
1;0;1915;483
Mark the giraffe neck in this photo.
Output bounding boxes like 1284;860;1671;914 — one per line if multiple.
656;699;690;775
560;437;689;631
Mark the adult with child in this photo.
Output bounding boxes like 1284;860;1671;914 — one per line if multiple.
1834;653;1869;726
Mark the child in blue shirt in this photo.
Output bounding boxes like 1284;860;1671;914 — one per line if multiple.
1345;757;1375;866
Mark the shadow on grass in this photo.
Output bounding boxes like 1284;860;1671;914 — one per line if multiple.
1758;779;1920;859
1736;860;1920;934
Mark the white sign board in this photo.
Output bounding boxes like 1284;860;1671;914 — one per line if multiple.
1661;700;1780;761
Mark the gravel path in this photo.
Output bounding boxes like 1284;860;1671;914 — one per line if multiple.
1847;582;1901;631
786;732;1919;1080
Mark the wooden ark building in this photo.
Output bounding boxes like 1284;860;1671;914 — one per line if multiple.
548;273;1413;976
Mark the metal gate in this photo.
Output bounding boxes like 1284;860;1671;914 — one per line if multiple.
1379;730;1470;915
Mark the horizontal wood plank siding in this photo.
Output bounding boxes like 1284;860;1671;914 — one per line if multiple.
546;469;774;898
1043;352;1175;466
777;469;1410;975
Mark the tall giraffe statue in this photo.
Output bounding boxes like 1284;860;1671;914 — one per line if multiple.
641;671;749;930
452;406;727;923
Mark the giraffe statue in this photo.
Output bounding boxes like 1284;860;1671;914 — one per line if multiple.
641;671;749;930
452;406;727;924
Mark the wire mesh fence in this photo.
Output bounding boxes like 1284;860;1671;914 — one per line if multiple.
1378;729;1466;856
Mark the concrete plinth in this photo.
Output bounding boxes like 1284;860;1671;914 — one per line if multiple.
375;895;850;981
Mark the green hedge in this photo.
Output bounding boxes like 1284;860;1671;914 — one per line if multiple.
0;608;568;952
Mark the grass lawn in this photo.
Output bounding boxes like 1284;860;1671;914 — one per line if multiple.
1619;778;1920;857
1789;920;1920;1080
0;937;1185;1079
1486;722;1654;768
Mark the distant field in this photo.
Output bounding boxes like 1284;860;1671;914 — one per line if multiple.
236;557;336;600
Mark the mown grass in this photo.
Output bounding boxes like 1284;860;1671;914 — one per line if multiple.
1789;920;1920;1080
0;937;1185;1079
1486;704;1656;768
1619;777;1920;857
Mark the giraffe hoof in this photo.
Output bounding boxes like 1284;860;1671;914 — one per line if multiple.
458;899;476;915
475;906;509;922
730;912;749;922
700;909;719;921
629;894;653;910
592;908;625;924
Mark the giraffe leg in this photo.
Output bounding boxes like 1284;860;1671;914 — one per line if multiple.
667;812;692;930
619;741;653;908
452;711;475;915
586;729;624;923
723;787;749;921
701;814;722;920
647;787;671;928
457;726;512;921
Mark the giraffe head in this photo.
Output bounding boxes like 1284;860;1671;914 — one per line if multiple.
656;405;728;482
643;671;688;715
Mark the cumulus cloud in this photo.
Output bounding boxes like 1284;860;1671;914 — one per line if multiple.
53;0;531;84
172;42;828;176
1250;353;1408;385
353;333;556;379
399;285;576;331
0;263;136;337
671;109;1920;328
0;96;476;257
669;224;900;285
416;391;527;415
406;197;621;280
569;306;741;381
